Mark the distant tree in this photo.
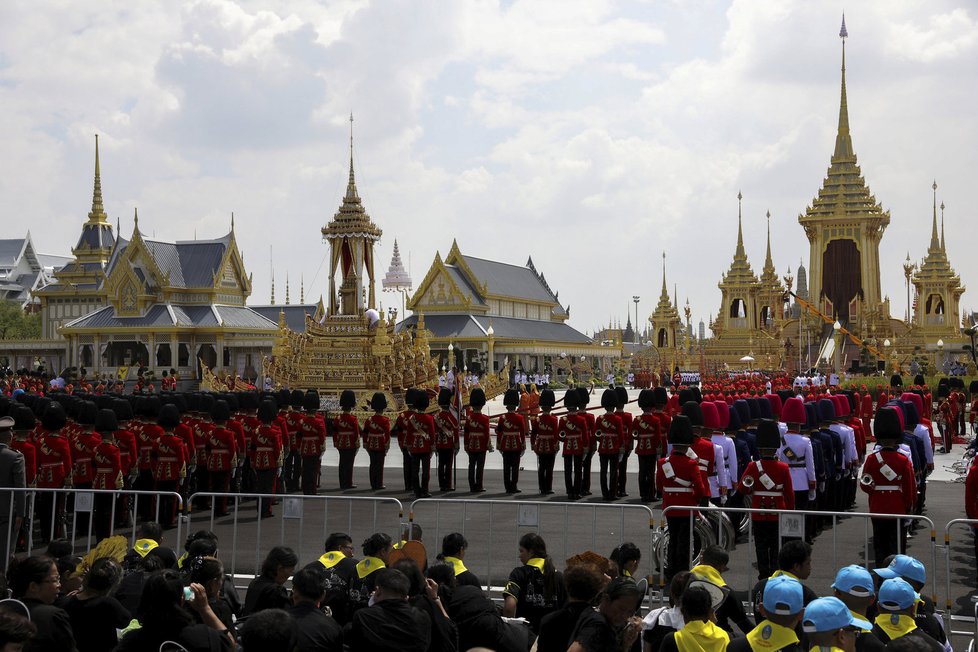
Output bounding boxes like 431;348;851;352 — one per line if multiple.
0;301;41;339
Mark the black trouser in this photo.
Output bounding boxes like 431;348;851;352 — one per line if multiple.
368;451;386;490
502;451;521;493
436;449;454;490
285;450;302;492
401;448;413;491
666;515;693;582
753;520;780;580
193;464;210;508
255;469;276;516
536;454;556;493
338;450;357;489
581;449;595;494
872;517;905;567
134;469;155;521
599;454;619;500
93;491;116;542
301;455;320;495
36;491;66;542
155;480;179;527
616;451;631;496
411;452;432;497
916;476;927;514
564;454;583;498
208;470;231;514
794;489;812;541
637;455;656;500
467;451;486;491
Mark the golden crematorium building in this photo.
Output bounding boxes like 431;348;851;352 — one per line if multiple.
400;242;619;376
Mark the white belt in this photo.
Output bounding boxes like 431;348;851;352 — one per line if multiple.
875;485;900;491
664;487;693;493
755;491;783;497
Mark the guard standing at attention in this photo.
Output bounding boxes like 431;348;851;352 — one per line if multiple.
363;392;391;491
861;407;916;566
299;390;326;496
739;418;794;580
578;388;597;496
251;399;283;518
614;386;633;498
558;389;587;500
391;388;416;492
333;390;361;490
496;388;527;494
778;397;816;512
632;389;661;503
463;388;491;492
153;404;187;528
408;391;435;498
657;415;709;581
205;399;237;516
597;388;624;501
434;388;459;492
531;389;558;495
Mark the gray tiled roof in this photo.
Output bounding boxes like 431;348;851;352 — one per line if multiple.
250;305;316;331
63;303;277;331
64;305;175;329
443;265;486;306
106;233;232;290
462;255;556;303
74;224;114;251
0;239;25;266
398;314;591;344
215;306;278;329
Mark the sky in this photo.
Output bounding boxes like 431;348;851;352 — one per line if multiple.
2;0;976;337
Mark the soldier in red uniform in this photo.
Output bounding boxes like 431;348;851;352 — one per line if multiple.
577;388;596;496
860;386;874;442
861;407;917;566
187;394;208;506
559;389;587;500
596;389;624;501
463;388;491;493
614;386;633;498
152;404;187;528
434;389;459;492
299;390;326;495
632;389;661;503
284;390;305;492
657;415;709;581
71;401;100;535
391;388;416;492
10;405;36;552
333;390;361;490
739;419;795;580
363;392;390;491
251;399;283;518
206;399;237;516
134;396;163;520
408;391;435;498
496;389;527;494
92;408;123;541
682;400;718;495
530;389;558;495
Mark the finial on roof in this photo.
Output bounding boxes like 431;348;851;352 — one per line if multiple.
231;212;235;232
301;274;305;304
660;251;669;299
285;272;290;306
834;15;853;161
734;191;746;260
940;200;946;252
764;209;774;270
929;180;940;251
344;112;359;203
133;207;138;229
87;134;109;225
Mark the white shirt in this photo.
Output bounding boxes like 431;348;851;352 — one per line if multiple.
913;423;934;465
778;433;816;490
712;433;737;490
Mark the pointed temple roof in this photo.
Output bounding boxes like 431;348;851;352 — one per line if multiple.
321;114;382;241
721;192;759;286
916;181;959;280
74;135;115;254
382;239;413;290
799;19;889;233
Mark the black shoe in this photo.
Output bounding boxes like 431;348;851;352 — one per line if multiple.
477;488;487;493
513;489;522;494
416;492;432;498
582;490;592;496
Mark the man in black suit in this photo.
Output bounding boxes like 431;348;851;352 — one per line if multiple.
0;415;26;580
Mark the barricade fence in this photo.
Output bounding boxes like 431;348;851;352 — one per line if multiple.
0;486;184;565
941;518;978;643
184;492;403;581
408;498;657;593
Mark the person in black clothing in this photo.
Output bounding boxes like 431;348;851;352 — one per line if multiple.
610;542;642;580
750;540;818;615
240;608;297;650
62;557;131;652
394;559;458;652
347;532;394;613
188;556;237;639
873;555;947;649
287;568;343;652
302;532;358;625
438;532;481;588
537;563;604;652
567;576;644;652
0;611;35;649
345;568;431;652
445;580;529;652
502;532;567;634
243;546;298;615
7;555;77;652
694;545;754;637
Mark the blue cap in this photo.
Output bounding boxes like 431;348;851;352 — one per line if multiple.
763;575;804;616
802;597;872;633
832;565;875;598
877;578;920;611
874;555;926;585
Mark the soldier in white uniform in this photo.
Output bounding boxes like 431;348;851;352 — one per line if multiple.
704;403;737;504
777;397;817;511
828;395;858;511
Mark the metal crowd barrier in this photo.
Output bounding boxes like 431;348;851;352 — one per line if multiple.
662;504;939;604
185;492;403;580
408;498;658;593
0;487;185;564
941;518;978;643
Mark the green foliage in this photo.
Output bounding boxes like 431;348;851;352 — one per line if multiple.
0;302;41;340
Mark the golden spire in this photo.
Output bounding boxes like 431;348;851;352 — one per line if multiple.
660;251;669;301
940;200;946;252
300;274;305;304
345;113;359;203
87;134;109;225
929;180;940;252
833;15;853;162
734;191;746;261
271;270;275;304
764;210;773;267
285;272;290;305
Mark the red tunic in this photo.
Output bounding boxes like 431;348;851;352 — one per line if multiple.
175;421;196;465
495;412;527;453
463;412;491;453
656;453;709;517
616;411;634;453
137;424;163;471
115;428;137;476
595;413;624;455
690;437;717;477
299;413;327;457
206;427;237;472
531;413;559;455
860;449;916;516
192;420;211;467
393;410;413;450
362;415;391;452
71;432;100;485
228;418;247;455
285;411;305;452
92;441;123;490
251;425;283;471
332;413;361;451
434;409;459;451
11;439;36;486
738;458;794;522
558;413;588;456
631;413;662;456
152;433;186;482
579;412;596;450
408;413;436;455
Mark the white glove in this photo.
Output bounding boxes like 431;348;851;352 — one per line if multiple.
231;466;237;479
808;489;816;501
277;466;284;478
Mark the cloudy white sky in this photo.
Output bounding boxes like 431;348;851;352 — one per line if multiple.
2;1;976;336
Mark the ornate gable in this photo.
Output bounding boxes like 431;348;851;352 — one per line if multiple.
104;230;165;316
408;251;482;313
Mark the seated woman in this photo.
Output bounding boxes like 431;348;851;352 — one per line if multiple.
243;546;298;615
62;558;131;652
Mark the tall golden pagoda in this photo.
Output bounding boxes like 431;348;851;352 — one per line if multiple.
911;182;964;343
650;253;682;353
